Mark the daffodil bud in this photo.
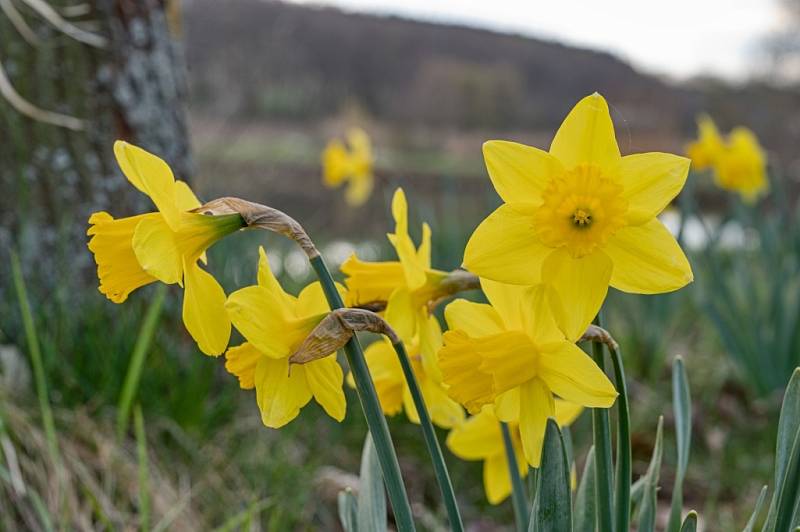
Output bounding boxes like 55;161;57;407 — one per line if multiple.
289;309;398;365
193;197;319;258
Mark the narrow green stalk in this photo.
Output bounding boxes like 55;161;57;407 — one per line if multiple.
11;251;59;466
500;422;527;532
591;314;614;532
309;255;416;532
391;341;463;532
117;285;167;440
134;405;150;532
609;343;631;531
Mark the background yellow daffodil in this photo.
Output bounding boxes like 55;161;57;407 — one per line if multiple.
439;278;617;467
322;127;374;206
713;127;769;202
446;403;582;505
225;247;346;428
87;141;243;355
463;93;693;315
686;115;725;171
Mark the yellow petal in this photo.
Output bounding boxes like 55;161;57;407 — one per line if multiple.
388;188;427;290
417;376;465;429
225;342;262;389
385;288;417;340
341;254;405;305
182;261;231;356
322;139;348;187
520;284;568;347
480;278;527;330
541;248;612;342
87;211;158;303
345;173;374;207
417;222;432;270
519;378;554;467
605;219;693;294
363;340;405;416
554;400;584;427
418;312;444;383
256;246;296;315
463;203;551;285
296;281;346;318
446;407;504;459
132;215;182;284
484;453;514;505
174;180;202;211
538;342;618;408
443;299;505;337
255;357;312;428
549;93;621;172
438;331;497;413
347;127;372;160
620;153;690;225
113;141;181;230
494;388;519;422
304;356;346;422
483;140;563;204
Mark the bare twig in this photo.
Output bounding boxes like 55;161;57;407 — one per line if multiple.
1;0;41;46
18;0;107;48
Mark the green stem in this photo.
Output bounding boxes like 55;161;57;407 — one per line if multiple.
391;341;463;532
309;255;416;532
609;343;631;531
500;422;528;532
591;314;614;532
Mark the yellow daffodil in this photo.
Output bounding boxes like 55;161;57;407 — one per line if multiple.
463;93;693;316
714;127;768;202
351;310;464;429
342;188;448;379
225;247;346;428
686;115;725;171
322;128;374;206
446;403;583;504
87;141;243;355
438;279;617;467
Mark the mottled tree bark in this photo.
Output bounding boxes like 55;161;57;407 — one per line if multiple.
0;0;190;293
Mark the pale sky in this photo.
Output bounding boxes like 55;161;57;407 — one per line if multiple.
290;0;784;81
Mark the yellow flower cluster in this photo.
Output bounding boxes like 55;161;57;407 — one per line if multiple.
322;128;374;206
686;115;768;202
89;92;694;506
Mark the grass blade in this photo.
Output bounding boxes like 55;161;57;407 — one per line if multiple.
117;285;167;439
134;405;150;532
668;356;692;532
743;485;767;532
638;416;664;532
338;490;358;532
574;447;596;532
765;368;800;530
528;419;572;532
501;422;528;532
590;314;614;532
680;510;698;532
610;343;631;531
357;433;387;532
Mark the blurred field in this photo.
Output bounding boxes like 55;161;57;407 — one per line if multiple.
3;0;800;530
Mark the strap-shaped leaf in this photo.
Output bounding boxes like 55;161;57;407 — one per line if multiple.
338;489;358;532
637;417;664;532
357;434;387;532
766;368;800;531
574;447;596;532
679;511;697;532
528;419;572;532
742;485;767;532
667;357;692;532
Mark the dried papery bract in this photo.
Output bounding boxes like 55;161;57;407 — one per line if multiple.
193;197;319;258
579;324;619;351
289;308;399;365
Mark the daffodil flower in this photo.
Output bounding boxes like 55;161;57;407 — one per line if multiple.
225;247;346;428
87;141;244;355
351;309;464;429
446;403;582;504
686;115;725;171
438;279;617;467
713;127;768;203
463;93;693;324
342;187;448;379
322;128;374;206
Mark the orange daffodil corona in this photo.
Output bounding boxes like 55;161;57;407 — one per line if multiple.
464;93;693;338
322;128;375;206
87;141;244;355
439;279;616;467
225;247;347;428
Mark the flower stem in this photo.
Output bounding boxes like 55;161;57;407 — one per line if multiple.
392;341;464;532
591;313;614;532
309;255;416;532
609;343;631;531
500;422;528;532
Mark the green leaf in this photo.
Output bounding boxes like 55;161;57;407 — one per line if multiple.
679;511;698;532
338;489;358;532
574;447;596;532
742;485;767;532
528;419;572;532
766;368;800;531
637;417;664;532
667;356;692;532
357;434;387;532
610;343;631;531
774;427;800;532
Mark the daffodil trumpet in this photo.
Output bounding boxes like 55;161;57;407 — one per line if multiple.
352;269;480;313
